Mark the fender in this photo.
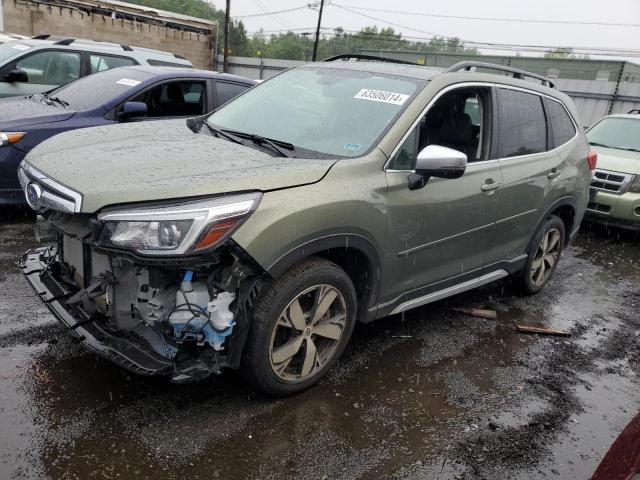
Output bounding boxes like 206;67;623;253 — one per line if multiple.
529;195;578;249
266;233;383;321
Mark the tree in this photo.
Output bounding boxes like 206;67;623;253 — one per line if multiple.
544;47;574;59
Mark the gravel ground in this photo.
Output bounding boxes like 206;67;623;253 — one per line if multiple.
0;211;638;480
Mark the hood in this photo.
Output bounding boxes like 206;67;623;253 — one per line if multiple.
0;96;76;129
592;146;640;175
25;120;337;213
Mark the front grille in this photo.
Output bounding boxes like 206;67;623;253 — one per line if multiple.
18;163;82;213
587;202;611;213
591;169;633;195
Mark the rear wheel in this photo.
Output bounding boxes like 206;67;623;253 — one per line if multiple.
241;257;357;396
518;215;565;295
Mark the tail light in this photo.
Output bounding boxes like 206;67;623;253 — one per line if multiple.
587;151;597;171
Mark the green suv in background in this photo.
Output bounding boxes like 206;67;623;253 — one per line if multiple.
585;111;640;230
18;58;593;395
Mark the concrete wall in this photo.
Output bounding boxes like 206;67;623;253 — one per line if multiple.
2;0;216;69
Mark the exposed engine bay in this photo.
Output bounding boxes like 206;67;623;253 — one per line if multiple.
23;211;262;383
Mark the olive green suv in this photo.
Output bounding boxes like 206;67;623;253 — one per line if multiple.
585;111;640;230
19;58;593;395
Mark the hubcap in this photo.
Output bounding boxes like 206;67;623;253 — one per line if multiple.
269;284;347;383
530;227;561;287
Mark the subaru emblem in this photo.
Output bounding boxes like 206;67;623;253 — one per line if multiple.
26;182;42;209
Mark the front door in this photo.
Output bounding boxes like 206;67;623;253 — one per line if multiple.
0;50;81;98
381;85;502;308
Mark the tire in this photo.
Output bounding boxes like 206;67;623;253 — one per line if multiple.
241;257;357;396
517;215;566;295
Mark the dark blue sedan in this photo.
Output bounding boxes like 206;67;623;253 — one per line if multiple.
0;66;256;205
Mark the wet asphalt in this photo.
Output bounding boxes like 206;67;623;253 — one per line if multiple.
0;210;639;480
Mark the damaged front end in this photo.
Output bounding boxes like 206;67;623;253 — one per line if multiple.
20;193;264;383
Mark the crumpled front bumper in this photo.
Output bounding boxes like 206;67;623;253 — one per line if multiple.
20;247;174;376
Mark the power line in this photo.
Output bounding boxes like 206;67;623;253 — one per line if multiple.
244;27;640;58
333;3;640;28
329;5;640;57
234;5;310;19
249;0;295;29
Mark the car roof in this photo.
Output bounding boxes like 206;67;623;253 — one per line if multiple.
306;58;571;104
8;37;191;63
121;65;257;84
307;60;444;81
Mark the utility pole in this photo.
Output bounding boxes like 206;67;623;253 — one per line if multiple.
223;0;230;72
312;0;325;61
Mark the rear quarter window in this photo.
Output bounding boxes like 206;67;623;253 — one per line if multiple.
545;99;576;147
497;88;547;158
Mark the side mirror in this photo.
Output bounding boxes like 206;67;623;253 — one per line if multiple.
118;101;148;121
408;145;467;190
5;69;28;83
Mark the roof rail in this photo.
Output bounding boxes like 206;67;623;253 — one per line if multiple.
447;61;556;89
628;108;640;115
54;38;75;46
121;44;133;51
32;34;51;40
323;54;416;66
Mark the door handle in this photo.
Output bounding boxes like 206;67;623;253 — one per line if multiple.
481;181;501;192
547;169;560;179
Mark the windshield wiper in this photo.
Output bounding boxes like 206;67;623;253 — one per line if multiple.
202;123;243;144
221;130;295;158
249;135;293;158
590;141;640;152
588;142;613;149
41;93;69;108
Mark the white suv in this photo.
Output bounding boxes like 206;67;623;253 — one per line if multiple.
0;35;193;98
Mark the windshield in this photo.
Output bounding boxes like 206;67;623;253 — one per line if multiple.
48;68;154;110
206;66;423;157
586;117;640;152
0;42;32;64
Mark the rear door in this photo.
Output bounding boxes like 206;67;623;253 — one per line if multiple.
491;87;566;262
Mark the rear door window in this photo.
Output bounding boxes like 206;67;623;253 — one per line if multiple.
215;81;250;107
90;54;136;73
497;88;547;158
545;99;576;147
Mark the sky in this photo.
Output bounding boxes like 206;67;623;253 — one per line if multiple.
210;0;640;57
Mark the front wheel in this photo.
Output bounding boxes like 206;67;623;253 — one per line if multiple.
241;257;357;396
518;215;566;295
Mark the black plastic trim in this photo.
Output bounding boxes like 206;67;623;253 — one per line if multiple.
266;233;382;321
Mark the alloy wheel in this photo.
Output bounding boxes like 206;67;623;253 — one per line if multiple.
269;284;347;383
530;227;562;287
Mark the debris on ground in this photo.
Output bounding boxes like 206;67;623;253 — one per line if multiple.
515;325;571;336
452;308;498;320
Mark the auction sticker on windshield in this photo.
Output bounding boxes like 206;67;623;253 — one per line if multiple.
116;78;141;87
354;89;409;106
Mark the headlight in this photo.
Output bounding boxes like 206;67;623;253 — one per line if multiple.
630;175;640;194
0;132;26;147
97;193;262;255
